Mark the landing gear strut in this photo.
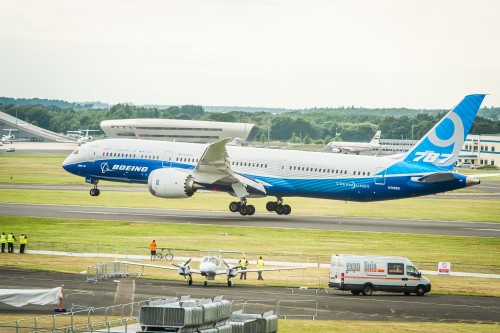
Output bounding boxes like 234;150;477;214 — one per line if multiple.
266;197;291;215
229;198;255;216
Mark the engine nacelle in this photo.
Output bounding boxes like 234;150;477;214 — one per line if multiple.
226;267;239;278
331;148;341;153
177;265;191;276
148;168;199;198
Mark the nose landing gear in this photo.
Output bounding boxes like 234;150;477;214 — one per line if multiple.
89;180;100;196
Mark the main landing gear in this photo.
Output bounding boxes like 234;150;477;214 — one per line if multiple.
266;197;291;215
229;197;292;216
229;199;255;216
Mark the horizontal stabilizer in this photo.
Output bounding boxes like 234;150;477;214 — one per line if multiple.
411;172;457;183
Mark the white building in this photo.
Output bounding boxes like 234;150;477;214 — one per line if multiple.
458;134;500;167
100;119;259;144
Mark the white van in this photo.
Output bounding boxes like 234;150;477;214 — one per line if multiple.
329;255;431;296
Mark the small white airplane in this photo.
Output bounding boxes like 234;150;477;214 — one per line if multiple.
327;130;382;154
1;129;18;144
67;129;100;145
121;251;305;287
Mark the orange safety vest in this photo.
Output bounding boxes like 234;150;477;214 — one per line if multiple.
150;242;157;251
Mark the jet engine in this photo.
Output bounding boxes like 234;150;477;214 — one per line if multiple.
148;168;200;198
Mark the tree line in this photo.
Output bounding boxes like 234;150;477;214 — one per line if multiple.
1;102;499;143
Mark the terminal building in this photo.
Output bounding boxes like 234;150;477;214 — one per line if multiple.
0;110;74;142
457;134;500;167
100;118;259;144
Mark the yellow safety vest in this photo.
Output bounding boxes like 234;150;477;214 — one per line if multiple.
0;235;6;243
257;259;264;269
20;236;27;244
240;259;248;267
7;234;14;243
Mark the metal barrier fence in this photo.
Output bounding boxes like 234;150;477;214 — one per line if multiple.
284;275;328;292
86;262;143;283
278;300;318;319
0;301;147;333
0;298;319;332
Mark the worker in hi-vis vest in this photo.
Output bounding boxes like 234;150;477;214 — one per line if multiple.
7;232;16;253
0;232;6;253
150;240;157;261
19;234;28;254
238;257;248;280
257;256;265;280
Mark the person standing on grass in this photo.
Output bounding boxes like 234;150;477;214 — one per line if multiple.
7;232;16;253
150;240;157;261
19;234;28;254
238;256;248;280
0;232;6;253
257;256;265;280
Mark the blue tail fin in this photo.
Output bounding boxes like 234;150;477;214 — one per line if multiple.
403;94;486;170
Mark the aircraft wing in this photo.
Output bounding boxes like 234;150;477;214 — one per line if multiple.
239;266;306;273
118;261;201;274
192;138;266;197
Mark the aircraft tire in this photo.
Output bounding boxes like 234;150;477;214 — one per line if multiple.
90;189;96;196
283;204;291;215
276;204;284;215
228;280;233;287
204;281;208;287
266;202;277;211
95;189;100;196
229;202;240;213
239;206;248;216
188;279;193;286
246;205;256;216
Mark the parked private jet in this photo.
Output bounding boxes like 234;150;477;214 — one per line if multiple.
62;94;487;216
67;129;100;145
327;131;382;154
121;251;304;287
1;129;18;143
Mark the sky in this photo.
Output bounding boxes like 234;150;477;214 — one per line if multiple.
1;0;499;109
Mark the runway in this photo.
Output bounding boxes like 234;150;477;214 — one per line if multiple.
0;268;498;323
1;202;499;237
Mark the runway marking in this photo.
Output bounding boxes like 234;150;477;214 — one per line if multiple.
462;228;500;232
61;210;235;221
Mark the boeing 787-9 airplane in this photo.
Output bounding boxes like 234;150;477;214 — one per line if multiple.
63;94;486;216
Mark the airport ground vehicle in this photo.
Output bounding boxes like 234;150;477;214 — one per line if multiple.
329;254;431;296
457;161;476;169
6;147;15;152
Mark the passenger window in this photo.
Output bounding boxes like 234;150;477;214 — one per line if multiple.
388;263;404;275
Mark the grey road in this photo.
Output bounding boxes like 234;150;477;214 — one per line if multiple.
0;268;498;323
1;202;499;237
